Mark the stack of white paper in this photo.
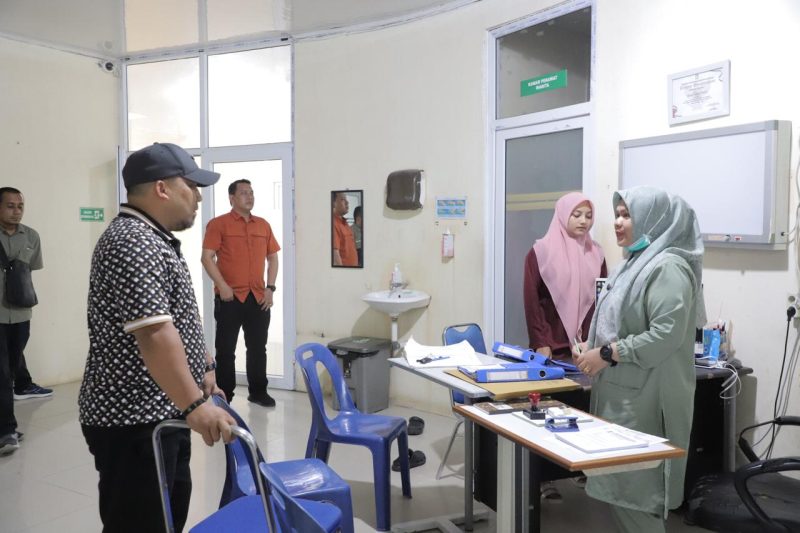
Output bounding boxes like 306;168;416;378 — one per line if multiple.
403;336;482;368
554;425;651;453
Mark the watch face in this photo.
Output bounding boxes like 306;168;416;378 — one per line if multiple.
601;345;612;359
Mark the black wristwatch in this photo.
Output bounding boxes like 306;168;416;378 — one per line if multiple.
266;284;277;292
205;361;217;373
600;344;618;367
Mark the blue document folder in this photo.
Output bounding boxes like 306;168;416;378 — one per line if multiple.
458;362;565;383
492;342;536;362
493;341;580;373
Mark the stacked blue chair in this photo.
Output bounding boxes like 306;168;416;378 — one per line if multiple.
295;342;411;531
152;419;275;533
439;323;487;479
261;463;343;533
211;395;355;533
153;415;346;533
192;490;340;533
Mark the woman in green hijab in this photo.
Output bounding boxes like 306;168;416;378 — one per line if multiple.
573;186;704;533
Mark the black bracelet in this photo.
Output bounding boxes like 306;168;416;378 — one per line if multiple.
181;397;206;418
205;360;217;372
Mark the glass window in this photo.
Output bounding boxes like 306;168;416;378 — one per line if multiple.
207;0;284;41
208;46;292;147
127;58;201;150
125;0;199;52
177;156;205;320
496;7;591;119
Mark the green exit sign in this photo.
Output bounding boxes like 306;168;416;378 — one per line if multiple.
521;69;568;96
80;207;104;222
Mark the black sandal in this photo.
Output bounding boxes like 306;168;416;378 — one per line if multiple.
408;416;425;435
392;449;426;471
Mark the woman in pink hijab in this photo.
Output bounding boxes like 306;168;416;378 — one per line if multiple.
524;192;606;363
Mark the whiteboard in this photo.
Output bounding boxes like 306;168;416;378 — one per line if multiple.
620;121;791;248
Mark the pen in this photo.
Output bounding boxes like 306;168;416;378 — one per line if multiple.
417;354;451;364
572;337;582;354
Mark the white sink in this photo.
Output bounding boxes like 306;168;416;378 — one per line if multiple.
362;289;431;317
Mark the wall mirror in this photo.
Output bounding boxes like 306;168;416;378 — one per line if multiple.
331;190;363;268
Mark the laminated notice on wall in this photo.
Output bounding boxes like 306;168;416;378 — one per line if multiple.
442;231;454;258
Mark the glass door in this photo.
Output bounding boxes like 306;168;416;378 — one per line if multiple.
490;119;591;345
200;145;295;390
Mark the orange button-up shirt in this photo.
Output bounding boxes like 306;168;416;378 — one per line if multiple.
333;215;358;266
203;211;281;302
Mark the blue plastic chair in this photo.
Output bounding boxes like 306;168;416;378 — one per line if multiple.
152;419;275;533
195;494;341;533
260;463;344;533
439;323;488;479
295;342;411;532
262;460;353;533
211;395;355;533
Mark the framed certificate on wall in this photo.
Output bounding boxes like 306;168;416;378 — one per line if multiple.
668;60;730;126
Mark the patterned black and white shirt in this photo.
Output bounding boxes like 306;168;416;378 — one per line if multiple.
78;204;206;427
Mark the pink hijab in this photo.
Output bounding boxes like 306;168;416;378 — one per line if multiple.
532;192;604;342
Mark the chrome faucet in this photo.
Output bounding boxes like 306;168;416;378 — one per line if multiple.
389;280;408;296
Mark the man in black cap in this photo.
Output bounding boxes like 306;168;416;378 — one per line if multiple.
79;143;236;532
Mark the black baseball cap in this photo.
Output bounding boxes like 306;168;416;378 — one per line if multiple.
122;143;220;190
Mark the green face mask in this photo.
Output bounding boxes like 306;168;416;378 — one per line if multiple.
626;234;651;252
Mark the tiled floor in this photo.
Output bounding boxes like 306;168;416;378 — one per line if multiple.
1;382;709;532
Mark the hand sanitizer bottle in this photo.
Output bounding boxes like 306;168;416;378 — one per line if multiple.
391;263;403;288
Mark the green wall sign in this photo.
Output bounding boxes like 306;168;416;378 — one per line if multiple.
521;69;568;96
80;207;104;222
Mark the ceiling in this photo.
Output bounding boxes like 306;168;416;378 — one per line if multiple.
0;0;478;59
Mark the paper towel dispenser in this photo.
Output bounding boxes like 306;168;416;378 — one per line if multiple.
386;169;425;210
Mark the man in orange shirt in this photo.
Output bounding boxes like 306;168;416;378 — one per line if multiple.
202;179;280;407
332;192;358;267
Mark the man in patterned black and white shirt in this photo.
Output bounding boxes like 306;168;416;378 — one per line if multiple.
79;143;236;532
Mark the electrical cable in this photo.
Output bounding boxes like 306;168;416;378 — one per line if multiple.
771;310;800;457
750;307;798;456
778;333;800;415
716;361;741;401
765;306;796;458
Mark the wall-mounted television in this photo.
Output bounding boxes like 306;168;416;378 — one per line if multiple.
620;120;792;249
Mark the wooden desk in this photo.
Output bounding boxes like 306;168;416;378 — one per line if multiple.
443;369;580;400
473;363;754;511
390;357;741;530
456;404;685;533
388;356;583;531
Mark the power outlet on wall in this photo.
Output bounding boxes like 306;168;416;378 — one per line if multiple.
787;293;800;317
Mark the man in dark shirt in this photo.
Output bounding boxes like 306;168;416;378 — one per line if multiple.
79;143;235;532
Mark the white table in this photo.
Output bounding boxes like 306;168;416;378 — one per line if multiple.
388;355;497;532
455;404;685;533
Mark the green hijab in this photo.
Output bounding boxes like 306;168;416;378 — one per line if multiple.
589;186;704;348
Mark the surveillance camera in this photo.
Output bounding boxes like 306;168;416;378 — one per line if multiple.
97;60;116;74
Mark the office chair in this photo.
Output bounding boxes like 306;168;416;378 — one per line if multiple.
295;342;411;532
685;415;800;533
210;395;355;533
439;323;487;479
